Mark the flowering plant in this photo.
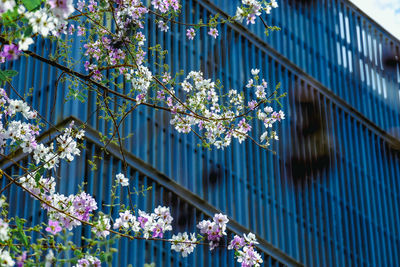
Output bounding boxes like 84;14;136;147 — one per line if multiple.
0;0;284;266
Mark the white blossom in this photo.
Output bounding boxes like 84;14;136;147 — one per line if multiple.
251;68;260;75
0;250;14;267
0;219;9;241
18;36;34;51
170;232;197;257
116;173;129;186
0;0;15;14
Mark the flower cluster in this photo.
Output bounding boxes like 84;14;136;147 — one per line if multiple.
113;0;148;29
136;205;173;239
19;174;56;200
236;0;278;24
125;65;153;103
170;232;197;257
151;0;180;13
167;70;283;149
109;205;175;240
0;89;39;153
257;107;284;145
32;121;83;169
19;171;98;232
246;70;286;146
113;210;140;232
92;213;111;238
1;90;97;235
56;125;84;161
74;255;101;267
83;35;127;81
34;5;67;30
169;212;263;265
0;204;15;267
25;8;60;37
228;233;263;267
197;213;229;250
0;0;75;62
0;0;283;264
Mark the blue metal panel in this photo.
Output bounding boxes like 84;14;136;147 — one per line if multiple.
2;0;400;266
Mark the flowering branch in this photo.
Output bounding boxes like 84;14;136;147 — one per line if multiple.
0;0;285;266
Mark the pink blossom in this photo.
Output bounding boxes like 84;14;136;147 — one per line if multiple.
1;44;21;61
186;28;196;40
208;28;219;39
248;100;257;110
45;220;62;234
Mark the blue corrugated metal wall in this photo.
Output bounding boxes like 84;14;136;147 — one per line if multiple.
209;0;400;135
2;0;400;266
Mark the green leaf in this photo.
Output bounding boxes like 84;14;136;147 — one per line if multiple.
22;0;41;11
24;26;33;36
0;70;18;85
73;250;82;257
1;8;19;26
27;163;36;171
15;217;29;247
0;70;18;80
34;167;44;185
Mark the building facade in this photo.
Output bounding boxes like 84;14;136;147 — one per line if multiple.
2;0;400;266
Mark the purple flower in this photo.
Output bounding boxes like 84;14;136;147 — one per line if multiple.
92;70;102;81
77;259;90;267
1;44;21;61
166;97;173;107
152;224;164;238
247;100;257;110
48;0;74;19
68;24;75;35
16;252;27;267
228;235;245;250
198;121;204;130
208;28;219;39
45;220;62;235
77;26;85;36
238;118;252;133
157;90;165;100
92;258;101;267
88;0;97;12
77;0;85;10
84;61;90;71
186;28;196;40
135;93;145;103
72;192;98;221
158;21;169;32
138;216;148;228
197;215;228;250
